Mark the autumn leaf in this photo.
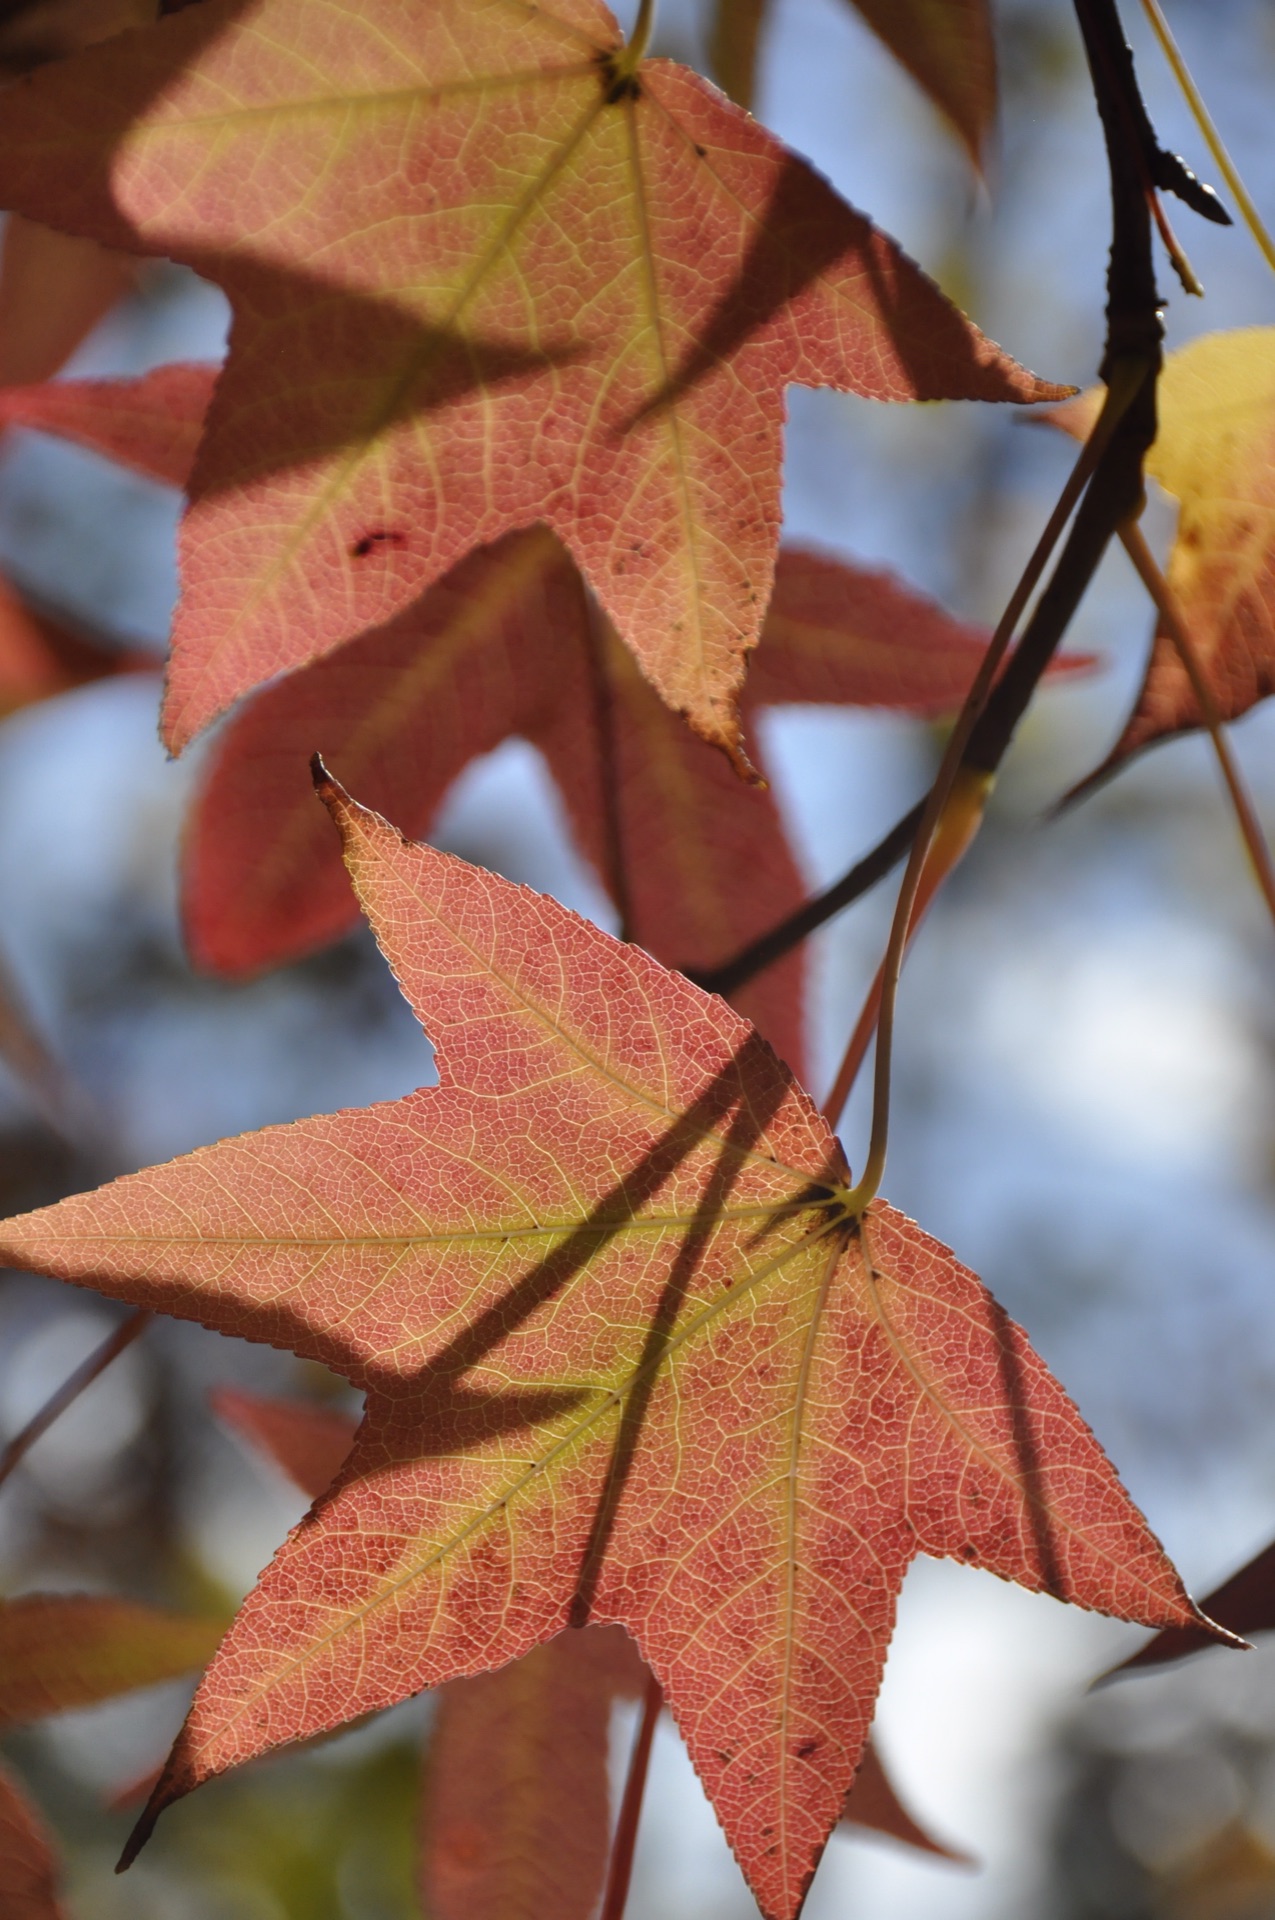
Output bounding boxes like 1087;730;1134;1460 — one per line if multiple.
0;0;154;387
423;1625;644;1920
707;0;995;167
847;1;996;170
213;1382;964;1894
0;1763;64;1920
840;1738;971;1861
212;1385;358;1500
185;527;1016;1079
0;216;137;387
0;0;1061;760
0;1592;224;1723
0;770;1220;1916
1107;1535;1270;1679
1046;329;1275;783
0;361;212;489
0;571;150;714
215;1384;649;1919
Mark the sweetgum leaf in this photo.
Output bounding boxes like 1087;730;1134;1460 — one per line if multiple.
0;1594;224;1723
423;1625;644;1920
706;0;995;167
1107;1536;1271;1678
1047;330;1275;782
0;216;137;387
0;775;1217;1916
848;1;996;169
0;361;212;488
0;1763;64;1920
212;1385;358;1499
0;0;1062;758
840;1738;971;1861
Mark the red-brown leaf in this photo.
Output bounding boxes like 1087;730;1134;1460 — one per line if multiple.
0;777;1218;1916
0;571;150;714
840;1738;971;1862
0;1764;64;1920
212;1386;358;1501
0;1594;223;1723
847;1;996;169
0;0;1061;758
422;1626;644;1920
0;362;212;489
0;216;137;388
1107;1536;1272;1678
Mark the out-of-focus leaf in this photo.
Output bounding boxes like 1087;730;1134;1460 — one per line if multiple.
0;0;151;75
0;216;137;387
1046;330;1275;783
422;1626;644;1920
847;1;995;168
0;362;213;488
0;1762;64;1920
841;1738;973;1862
0;1593;224;1723
212;1386;358;1501
1105;1537;1272;1678
0;0;1059;758
0;571;151;714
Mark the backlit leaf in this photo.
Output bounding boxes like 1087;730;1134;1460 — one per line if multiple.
0;776;1215;1917
1047;329;1275;780
1107;1535;1272;1678
422;1625;643;1920
847;1;996;169
0;0;1060;758
0;1763;63;1920
840;1737;971;1862
0;361;212;488
212;1385;358;1500
0;1593;223;1723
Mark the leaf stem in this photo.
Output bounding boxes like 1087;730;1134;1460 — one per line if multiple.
618;0;656;75
600;1666;662;1920
0;1307;150;1493
1119;518;1275;928
1137;0;1275;274
821;359;1147;1168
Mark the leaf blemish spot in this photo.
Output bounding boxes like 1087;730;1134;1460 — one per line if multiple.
350;530;408;558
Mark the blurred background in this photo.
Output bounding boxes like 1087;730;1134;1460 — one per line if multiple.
0;0;1273;1913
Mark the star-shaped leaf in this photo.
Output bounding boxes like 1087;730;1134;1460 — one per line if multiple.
0;0;1060;758
0;772;1217;1916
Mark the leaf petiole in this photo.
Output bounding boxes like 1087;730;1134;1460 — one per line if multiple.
599;1666;662;1920
617;0;656;79
1119;518;1275;929
825;355;1149;1206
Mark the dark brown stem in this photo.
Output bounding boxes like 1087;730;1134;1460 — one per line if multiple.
698;0;1167;1014
0;1308;150;1492
599;1666;662;1920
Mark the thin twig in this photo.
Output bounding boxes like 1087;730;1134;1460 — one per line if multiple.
0;1308;150;1492
599;1666;663;1920
698;364;1136;1008
1120;519;1275;927
821;357;1147;1157
1138;0;1275;274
